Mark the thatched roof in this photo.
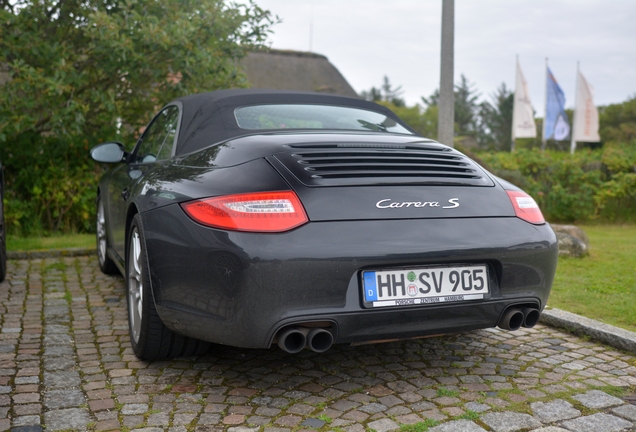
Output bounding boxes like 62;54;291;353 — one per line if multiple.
241;49;358;98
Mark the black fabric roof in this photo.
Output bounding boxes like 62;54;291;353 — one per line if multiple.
173;89;413;156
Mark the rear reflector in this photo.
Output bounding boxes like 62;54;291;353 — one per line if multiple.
180;191;309;232
506;190;545;224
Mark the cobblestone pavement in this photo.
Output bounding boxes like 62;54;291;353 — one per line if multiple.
1;256;636;432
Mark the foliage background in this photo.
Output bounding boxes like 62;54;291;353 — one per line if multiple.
1;5;635;236
0;0;275;235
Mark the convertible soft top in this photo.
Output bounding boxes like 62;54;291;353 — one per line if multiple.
173;89;412;156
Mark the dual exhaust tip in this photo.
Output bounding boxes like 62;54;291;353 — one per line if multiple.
276;326;334;354
277;307;539;352
498;307;540;331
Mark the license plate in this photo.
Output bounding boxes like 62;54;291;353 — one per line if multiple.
362;265;489;308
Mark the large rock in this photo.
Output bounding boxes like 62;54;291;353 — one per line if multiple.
550;224;589;257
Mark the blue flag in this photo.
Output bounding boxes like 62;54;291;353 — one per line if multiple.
544;68;570;141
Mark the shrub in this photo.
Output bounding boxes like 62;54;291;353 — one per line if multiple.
478;146;636;223
594;173;636;222
1;133;101;236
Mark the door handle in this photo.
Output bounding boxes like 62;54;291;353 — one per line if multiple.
121;189;130;201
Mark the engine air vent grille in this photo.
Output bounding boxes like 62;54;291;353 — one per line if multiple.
274;146;494;187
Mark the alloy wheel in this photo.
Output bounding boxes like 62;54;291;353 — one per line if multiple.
128;229;143;343
96;200;108;265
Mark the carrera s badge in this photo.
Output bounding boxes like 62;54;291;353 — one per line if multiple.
376;198;459;209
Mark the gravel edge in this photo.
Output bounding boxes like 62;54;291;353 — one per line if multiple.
541;308;636;353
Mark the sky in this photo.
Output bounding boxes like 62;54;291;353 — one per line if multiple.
255;0;636;112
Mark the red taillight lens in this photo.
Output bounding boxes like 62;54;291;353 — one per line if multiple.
180;191;309;232
506;190;545;225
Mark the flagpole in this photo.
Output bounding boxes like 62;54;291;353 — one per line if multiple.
511;55;518;152
542;58;548;151
570;61;580;154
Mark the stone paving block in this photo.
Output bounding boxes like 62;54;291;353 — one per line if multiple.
12;415;41;427
366;418;399;432
481;411;542;432
561;413;633;432
94;419;121;430
378;395;403;407
10;426;44;432
464;402;490;413
300;418;325;428
572;390;625;409
175;412;198;425
429;420;487;432
43;389;86;409
43;371;80;389
342;409;368;422
146;410;170;425
394;413;421;424
530;399;581;423
121;403;149;415
44;408;91;431
358;403;387;414
421;409;447;421
611;404;636;421
196;413;221;425
386;405;411;416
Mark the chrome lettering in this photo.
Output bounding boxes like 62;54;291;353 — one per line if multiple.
443;198;460;208
376;198;460;209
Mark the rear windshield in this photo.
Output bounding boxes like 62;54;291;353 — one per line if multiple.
234;104;413;134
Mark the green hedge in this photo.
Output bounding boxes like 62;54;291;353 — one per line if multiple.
1;133;102;236
476;142;636;223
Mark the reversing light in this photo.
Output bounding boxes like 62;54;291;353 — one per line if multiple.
506;190;545;225
180;191;309;232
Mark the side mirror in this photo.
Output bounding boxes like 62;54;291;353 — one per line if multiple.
90;142;126;163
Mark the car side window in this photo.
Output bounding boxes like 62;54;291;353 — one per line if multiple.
136;106;180;163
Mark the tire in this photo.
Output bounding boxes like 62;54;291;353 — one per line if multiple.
127;214;210;360
96;197;119;275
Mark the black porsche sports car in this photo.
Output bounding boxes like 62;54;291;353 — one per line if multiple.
91;89;557;360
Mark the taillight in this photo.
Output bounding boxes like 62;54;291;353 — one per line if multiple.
506;190;545;224
180;191;309;232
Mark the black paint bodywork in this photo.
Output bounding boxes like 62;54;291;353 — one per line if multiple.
95;90;558;350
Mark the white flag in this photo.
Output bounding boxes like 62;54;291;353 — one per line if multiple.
572;69;600;142
512;61;537;139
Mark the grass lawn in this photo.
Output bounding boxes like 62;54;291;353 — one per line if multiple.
549;224;636;333
6;233;94;251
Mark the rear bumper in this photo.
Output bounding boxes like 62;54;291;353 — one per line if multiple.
141;204;557;348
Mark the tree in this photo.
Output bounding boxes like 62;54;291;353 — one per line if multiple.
0;0;275;144
376;101;437;138
361;76;406;107
0;0;276;234
453;75;480;137
477;83;514;150
421;74;480;138
599;95;636;143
